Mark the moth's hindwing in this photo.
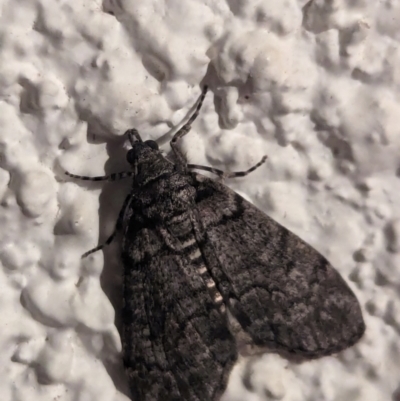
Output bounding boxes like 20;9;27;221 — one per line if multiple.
190;172;365;357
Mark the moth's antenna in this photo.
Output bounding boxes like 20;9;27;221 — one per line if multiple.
126;129;142;146
186;85;208;127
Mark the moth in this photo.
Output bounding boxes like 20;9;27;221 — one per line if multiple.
65;86;365;401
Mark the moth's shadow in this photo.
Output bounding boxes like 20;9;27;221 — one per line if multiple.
88;133;132;397
98;135;130;321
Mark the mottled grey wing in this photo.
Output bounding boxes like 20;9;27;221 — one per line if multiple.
121;220;237;401
190;173;365;358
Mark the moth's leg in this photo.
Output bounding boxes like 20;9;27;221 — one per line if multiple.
187;164;225;177
81;192;133;258
65;171;133;182
225;156;267;178
170;85;208;166
188;156;267;178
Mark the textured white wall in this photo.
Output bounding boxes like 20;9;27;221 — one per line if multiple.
0;0;399;400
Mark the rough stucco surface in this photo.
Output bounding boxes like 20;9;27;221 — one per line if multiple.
0;0;399;400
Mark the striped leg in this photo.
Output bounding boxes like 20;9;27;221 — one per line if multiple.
65;171;133;182
82;192;133;258
188;155;267;178
171;85;208;167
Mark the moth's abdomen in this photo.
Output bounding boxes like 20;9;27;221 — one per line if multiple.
168;216;226;313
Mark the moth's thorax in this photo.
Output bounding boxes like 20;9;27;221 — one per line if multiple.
131;144;174;187
131;171;197;221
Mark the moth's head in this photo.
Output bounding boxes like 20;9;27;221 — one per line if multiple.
127;139;159;164
125;128;173;185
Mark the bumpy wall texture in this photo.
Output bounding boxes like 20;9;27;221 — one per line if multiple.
0;0;399;400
